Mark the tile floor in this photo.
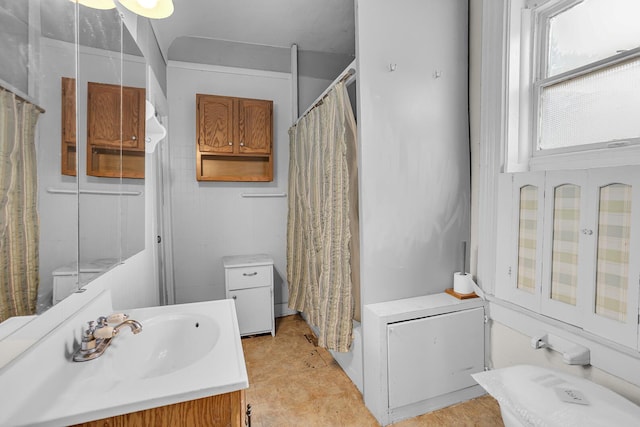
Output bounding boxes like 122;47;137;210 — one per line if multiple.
241;314;504;427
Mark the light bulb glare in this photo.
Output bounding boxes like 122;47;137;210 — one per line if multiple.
136;0;158;9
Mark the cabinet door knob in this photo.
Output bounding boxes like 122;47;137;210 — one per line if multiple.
240;141;244;146
232;295;237;300
243;272;258;277
131;135;137;140
228;141;233;145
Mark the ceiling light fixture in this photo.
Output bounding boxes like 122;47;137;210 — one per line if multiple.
119;0;174;19
69;0;174;19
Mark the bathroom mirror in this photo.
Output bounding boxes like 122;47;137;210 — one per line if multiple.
75;3;146;287
0;0;146;319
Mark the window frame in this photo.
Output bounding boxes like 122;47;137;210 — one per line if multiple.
505;0;640;172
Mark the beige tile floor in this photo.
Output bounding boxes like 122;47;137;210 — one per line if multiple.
241;314;504;427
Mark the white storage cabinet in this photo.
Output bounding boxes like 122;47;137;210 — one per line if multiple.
223;254;275;337
364;293;486;426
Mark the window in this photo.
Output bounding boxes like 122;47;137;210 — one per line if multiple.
505;0;640;171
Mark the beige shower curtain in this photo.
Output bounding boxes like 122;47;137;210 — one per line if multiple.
287;81;359;352
0;88;41;322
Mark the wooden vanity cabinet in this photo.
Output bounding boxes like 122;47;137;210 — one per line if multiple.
196;94;273;181
87;82;145;179
72;389;247;427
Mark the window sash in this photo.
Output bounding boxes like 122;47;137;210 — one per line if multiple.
530;0;640;158
532;47;640;156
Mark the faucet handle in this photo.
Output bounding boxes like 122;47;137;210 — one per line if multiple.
80;321;97;351
85;320;96;335
106;313;129;324
96;316;109;328
94;326;115;339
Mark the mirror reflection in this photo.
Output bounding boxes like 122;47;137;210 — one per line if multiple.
0;0;146;323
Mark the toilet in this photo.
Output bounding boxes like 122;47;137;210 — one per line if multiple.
472;365;640;427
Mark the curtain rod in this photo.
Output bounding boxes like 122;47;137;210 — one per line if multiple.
294;59;357;125
0;80;45;114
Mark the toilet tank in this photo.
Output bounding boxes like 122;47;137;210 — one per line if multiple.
52;259;117;305
473;365;640;427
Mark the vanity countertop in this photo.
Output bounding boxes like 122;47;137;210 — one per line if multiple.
0;296;248;427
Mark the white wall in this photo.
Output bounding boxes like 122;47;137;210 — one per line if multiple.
490;321;640;405
167;62;293;315
356;0;471;307
297;75;333;116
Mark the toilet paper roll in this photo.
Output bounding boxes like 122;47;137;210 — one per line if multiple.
453;272;475;295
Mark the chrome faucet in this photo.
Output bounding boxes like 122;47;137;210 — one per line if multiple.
113;319;143;335
72;314;142;362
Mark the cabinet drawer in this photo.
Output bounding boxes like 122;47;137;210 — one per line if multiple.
226;265;272;290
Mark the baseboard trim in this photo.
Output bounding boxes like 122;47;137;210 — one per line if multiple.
275;303;297;318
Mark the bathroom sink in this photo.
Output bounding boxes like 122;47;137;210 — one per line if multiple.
108;312;220;379
0;296;248;427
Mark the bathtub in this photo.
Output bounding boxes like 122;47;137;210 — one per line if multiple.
473;365;640;427
301;315;363;393
329;320;363;393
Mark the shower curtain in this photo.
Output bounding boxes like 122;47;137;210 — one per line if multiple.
0;88;41;322
287;81;359;352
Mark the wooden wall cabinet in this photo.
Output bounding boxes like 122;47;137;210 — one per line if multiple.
61;77;77;176
72;389;247;427
87;82;145;179
62;79;145;179
196;93;273;181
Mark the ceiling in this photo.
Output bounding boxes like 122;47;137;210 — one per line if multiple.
150;0;356;59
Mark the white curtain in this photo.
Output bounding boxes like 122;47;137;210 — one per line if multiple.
0;89;41;321
287;81;358;352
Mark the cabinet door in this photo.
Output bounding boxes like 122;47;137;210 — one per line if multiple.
197;94;234;153
237;98;272;154
87;82;122;148
387;308;485;409
229;287;272;336
61;77;76;176
121;85;145;150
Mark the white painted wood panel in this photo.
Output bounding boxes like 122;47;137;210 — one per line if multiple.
387;307;485;409
229;286;273;336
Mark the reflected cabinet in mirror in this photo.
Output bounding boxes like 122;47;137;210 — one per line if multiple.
0;0;146;324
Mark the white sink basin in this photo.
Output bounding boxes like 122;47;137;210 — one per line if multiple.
110;312;220;379
0;295;248;427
